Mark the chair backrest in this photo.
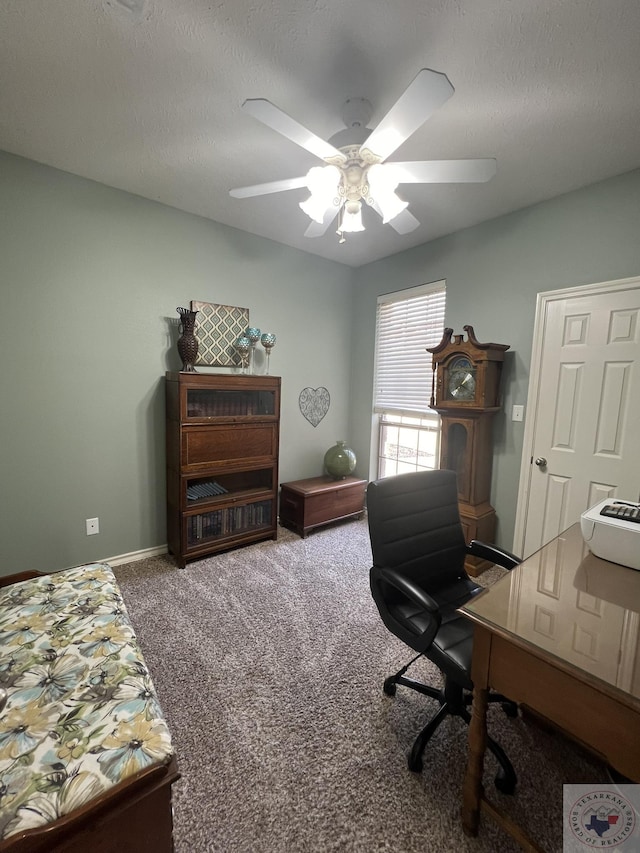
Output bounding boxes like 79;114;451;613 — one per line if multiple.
367;469;467;593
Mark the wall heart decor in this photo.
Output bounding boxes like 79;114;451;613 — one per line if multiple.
299;387;330;427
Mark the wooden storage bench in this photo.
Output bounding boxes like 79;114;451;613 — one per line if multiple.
0;563;179;853
279;475;367;538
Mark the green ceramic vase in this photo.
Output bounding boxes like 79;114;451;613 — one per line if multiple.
324;440;356;479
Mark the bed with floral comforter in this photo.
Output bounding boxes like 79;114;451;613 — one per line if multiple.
0;563;175;847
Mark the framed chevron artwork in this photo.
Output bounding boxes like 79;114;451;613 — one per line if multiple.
191;300;250;367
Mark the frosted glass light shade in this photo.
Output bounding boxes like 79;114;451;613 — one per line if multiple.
339;200;365;233
367;163;408;223
299;165;340;223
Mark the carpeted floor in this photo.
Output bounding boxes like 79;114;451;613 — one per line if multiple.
114;519;607;853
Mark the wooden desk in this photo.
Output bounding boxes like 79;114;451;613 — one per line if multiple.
460;523;640;851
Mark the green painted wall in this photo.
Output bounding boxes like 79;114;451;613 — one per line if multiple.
2;149;638;573
350;169;640;549
0;152;352;574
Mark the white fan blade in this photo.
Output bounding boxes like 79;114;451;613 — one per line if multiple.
387;208;420;235
229;176;308;198
304;204;341;237
242;99;347;164
370;202;420;234
360;69;454;162
391;159;497;183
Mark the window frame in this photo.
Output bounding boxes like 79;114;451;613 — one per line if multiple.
372;280;446;479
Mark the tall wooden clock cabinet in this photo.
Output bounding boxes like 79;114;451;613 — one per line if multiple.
427;325;510;576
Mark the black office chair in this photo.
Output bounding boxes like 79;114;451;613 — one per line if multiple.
367;469;521;793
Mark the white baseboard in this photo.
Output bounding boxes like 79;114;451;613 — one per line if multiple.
105;544;169;567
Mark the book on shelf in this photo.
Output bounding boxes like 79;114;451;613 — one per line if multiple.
188;500;272;545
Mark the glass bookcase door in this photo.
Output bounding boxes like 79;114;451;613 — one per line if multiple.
181;424;278;472
185;499;274;548
184;468;274;509
185;389;276;420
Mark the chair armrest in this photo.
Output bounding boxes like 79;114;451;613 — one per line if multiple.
378;568;440;615
370;566;442;653
467;540;521;570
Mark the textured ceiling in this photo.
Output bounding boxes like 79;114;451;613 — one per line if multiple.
1;0;639;267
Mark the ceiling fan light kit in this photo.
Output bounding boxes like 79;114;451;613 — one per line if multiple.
336;201;365;240
367;164;408;223
299;165;341;223
230;68;496;243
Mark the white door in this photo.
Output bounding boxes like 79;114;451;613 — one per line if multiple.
514;276;640;558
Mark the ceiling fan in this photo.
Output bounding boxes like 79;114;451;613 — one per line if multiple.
229;68;496;242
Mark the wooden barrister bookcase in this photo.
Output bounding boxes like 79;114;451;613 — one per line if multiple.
165;372;280;567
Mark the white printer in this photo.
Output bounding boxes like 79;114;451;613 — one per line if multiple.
580;499;640;571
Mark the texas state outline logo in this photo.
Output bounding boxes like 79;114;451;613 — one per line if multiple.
568;789;635;848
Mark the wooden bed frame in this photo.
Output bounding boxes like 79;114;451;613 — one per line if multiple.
0;758;180;853
0;570;180;853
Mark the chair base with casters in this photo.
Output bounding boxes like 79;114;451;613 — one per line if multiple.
382;651;518;793
366;469;521;795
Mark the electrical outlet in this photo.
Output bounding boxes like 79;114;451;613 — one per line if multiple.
512;405;525;422
86;517;100;535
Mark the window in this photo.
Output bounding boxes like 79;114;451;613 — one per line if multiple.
373;281;446;478
378;412;440;478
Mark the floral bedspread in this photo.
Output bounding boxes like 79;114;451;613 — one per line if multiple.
0;563;173;841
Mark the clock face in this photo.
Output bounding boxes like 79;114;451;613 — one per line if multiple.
446;357;476;401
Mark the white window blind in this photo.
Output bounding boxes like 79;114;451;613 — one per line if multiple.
373;281;446;416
